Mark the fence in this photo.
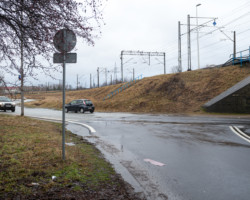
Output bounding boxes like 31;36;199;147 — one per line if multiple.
231;46;250;67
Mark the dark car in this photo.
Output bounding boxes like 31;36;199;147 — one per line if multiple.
0;96;16;112
65;99;95;113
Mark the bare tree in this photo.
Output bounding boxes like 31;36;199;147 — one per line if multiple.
0;0;104;116
0;73;4;94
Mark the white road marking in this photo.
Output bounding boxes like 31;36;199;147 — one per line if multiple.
67;120;96;133
28;116;96;134
233;126;250;140
144;159;165;166
229;126;250;143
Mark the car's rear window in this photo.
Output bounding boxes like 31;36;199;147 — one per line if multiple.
0;97;11;102
85;100;92;104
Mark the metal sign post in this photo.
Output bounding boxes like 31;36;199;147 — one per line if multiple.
62;51;66;160
53;28;77;160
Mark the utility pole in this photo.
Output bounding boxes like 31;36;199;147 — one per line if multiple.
97;67;99;88
187;14;191;71
105;68;108;86
133;68;135;80
180;15;217;71
121;51;124;82
76;74;78;90
178;21;182;71
217;28;236;59
90;74;92;88
163;52;166;74
114;64;117;84
111;74;112;85
233;31;236;59
196;4;201;69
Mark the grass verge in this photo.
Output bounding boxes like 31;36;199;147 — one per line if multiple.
0;114;142;199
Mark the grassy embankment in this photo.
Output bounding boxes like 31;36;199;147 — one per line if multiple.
0;114;142;199
25;65;250;114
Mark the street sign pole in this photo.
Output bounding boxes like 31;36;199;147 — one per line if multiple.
62;51;66;161
62;29;67;161
53;28;77;161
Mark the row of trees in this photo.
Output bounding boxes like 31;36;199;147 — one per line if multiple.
30;83;75;92
0;0;104;115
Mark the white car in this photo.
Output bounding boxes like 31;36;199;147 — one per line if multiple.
0;96;15;112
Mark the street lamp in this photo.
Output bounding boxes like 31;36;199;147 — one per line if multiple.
196;3;201;69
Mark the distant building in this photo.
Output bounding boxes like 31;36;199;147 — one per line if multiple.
0;87;20;94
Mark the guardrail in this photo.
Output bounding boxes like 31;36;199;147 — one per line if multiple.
103;74;143;101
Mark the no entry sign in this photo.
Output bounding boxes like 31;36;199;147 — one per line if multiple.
53;29;76;53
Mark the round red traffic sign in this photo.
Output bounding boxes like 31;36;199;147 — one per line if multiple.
53;29;76;53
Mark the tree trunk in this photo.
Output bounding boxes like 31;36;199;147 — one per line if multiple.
20;0;24;116
21;44;24;116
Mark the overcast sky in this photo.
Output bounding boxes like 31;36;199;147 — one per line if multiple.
20;0;250;88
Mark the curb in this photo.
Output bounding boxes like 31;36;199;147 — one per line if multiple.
29;116;96;134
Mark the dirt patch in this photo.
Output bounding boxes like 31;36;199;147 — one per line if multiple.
156;74;186;101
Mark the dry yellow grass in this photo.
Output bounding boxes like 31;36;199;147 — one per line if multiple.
25;65;250;114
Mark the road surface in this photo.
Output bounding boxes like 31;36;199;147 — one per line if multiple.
3;107;250;200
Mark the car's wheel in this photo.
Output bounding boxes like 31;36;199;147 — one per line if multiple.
3;109;6;112
75;109;78;113
65;108;68;113
80;108;85;113
90;109;94;113
11;108;15;112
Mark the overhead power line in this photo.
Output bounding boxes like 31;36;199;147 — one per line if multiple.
120;50;166;81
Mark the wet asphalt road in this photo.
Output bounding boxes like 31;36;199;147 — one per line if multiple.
4;106;250;200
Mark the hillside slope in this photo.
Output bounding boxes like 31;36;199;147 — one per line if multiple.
26;65;250;114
